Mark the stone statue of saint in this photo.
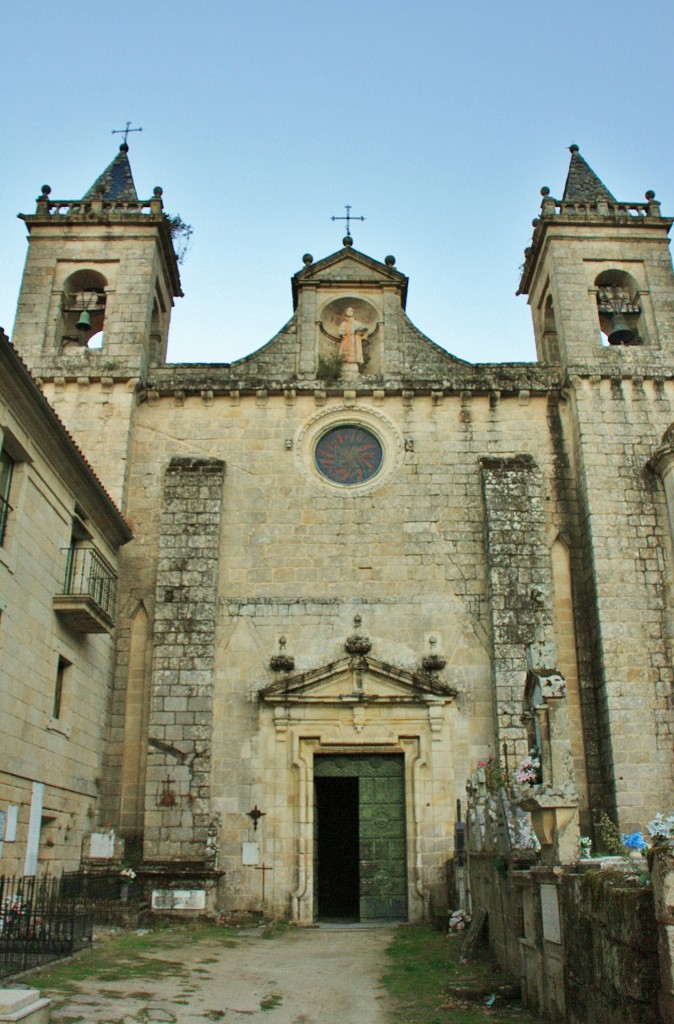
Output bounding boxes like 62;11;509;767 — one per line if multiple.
338;307;368;368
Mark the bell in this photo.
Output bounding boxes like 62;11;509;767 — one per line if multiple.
607;313;636;345
75;310;91;332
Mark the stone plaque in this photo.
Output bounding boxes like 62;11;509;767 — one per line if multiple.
242;842;259;865
151;889;206;910
89;831;116;859
5;805;17;842
540;883;561;944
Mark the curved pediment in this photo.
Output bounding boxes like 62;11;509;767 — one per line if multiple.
259;655;457;705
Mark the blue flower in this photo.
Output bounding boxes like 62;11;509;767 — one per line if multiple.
622;831;647;851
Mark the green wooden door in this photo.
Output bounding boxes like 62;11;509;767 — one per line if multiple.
314;754;407;921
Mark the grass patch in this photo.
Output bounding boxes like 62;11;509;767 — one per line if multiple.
203;1012;227;1021
382;925;542;1024
22;928;214;994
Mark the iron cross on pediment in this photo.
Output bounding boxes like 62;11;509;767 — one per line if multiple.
331;204;365;239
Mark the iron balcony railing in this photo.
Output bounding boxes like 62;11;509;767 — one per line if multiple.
62;544;117;620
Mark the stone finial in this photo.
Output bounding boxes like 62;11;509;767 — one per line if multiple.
270;635;295;673
343;235;353;248
346;615;372;655
421;635;446;673
385;255;396;266
302;253;313;265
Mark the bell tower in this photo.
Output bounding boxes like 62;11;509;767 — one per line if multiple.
12;143;181;377
10;144;182;507
518;146;674;367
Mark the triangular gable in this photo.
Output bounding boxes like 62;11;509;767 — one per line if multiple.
259;655;457;705
292;246;408;310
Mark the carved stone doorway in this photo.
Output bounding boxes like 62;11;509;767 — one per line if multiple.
314;754;407;922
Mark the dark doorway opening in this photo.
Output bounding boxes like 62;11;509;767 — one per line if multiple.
315;776;359;920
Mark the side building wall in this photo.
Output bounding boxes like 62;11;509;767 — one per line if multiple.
0;333;130;876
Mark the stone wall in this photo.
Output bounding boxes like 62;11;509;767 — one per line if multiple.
561;868;659;1024
467;847;663;1022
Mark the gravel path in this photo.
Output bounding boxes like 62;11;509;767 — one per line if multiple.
48;924;397;1024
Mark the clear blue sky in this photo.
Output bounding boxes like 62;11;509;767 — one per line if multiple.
2;0;673;365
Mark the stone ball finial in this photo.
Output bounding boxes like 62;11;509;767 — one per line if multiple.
569;144;579;153
343;235;353;247
41;185;51;196
302;253;313;265
385;255;396;266
540;186;550;197
120;143;129;153
646;190;656;201
153;186;163;197
532;218;540;227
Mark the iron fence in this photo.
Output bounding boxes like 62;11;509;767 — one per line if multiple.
0;874;94;979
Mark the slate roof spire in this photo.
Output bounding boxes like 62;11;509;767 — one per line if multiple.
562;144;617;204
82;143;138;202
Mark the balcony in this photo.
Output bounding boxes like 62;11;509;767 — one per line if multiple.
53;545;117;634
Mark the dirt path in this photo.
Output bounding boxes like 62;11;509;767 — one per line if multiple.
48;924;396;1024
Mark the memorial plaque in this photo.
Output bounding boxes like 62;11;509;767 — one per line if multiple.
242;842;259;865
151;889;207;910
5;805;17;841
540;883;561;943
90;831;116;858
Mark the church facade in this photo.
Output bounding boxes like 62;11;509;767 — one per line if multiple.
5;144;674;920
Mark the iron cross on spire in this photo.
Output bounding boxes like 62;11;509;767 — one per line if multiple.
331;204;365;239
111;121;143;146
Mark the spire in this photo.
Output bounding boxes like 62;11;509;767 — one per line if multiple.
562;145;617;204
82;144;138;202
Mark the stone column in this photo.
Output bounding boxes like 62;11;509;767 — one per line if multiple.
143;456;225;863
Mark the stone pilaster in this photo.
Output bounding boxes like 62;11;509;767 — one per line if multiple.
143;456;225;862
480;455;557;766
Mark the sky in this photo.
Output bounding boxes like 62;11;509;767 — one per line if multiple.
1;0;673;366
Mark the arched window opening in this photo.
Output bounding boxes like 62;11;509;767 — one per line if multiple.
595;270;643;346
148;297;165;364
542;294;560;362
87;331;104;349
61;270;107;350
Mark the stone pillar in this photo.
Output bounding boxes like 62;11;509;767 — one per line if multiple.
480;456;558;766
143;456;225;863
